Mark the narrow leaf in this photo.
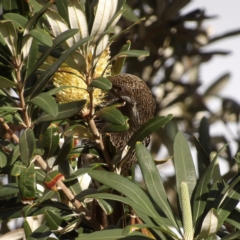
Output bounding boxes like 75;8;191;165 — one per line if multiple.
53;136;74;167
128;115;173;152
29;36;91;99
19;163;36;200
19;129;36;165
135;142;179;230
198;208;218;239
174;132;197;201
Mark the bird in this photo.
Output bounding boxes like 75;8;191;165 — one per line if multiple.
108;73;156;175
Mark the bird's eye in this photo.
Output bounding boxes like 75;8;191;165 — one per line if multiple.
116;86;123;92
114;86;124;93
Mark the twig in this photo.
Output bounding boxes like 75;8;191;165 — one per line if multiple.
0;118;20;143
88;118;113;169
34;155;103;230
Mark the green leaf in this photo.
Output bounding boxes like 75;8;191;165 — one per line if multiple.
29;36;92;99
77;229;124;240
35;100;86;123
192;148;222;229
122;3;140;22
0;76;17;88
88;76;112;90
216;176;240;228
28;223;51;240
221;231;240;240
128;115;173;152
45;209;65;230
95;106;125;125
112;40;131;75
3;13;28;29
0;183;19;197
101;120;129;133
113;50;149;60
173;132;197;202
19;129;36;165
19;163;36;200
53;136;74;167
135;142;179;230
40;123;60;159
88;170;161;222
10;160;26;176
0;151;7;168
29;29;53;46
26;29;79;80
0;20;18;57
23;219;32;239
24;37;38;80
64;124;93;139
28;92;58;117
96;199;113;215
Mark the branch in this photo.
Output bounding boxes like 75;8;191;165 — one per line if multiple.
34;155;103;230
0;118;20;143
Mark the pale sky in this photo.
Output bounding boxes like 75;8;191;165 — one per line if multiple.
183;0;240;100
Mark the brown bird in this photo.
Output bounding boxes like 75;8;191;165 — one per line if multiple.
108;73;156;175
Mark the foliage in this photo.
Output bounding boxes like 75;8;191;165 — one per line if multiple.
0;0;240;239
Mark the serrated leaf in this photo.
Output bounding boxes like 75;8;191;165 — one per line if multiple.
35;100;86;123
174;132;197;202
28;92;58;117
19;129;36;165
135;142;179;230
29;28;53;46
19;163;36;200
0;76;17;88
88;77;112;90
96;106;125;125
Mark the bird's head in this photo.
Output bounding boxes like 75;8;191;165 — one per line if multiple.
108;73;155;127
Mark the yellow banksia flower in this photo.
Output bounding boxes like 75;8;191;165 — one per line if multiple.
53;48;111;108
